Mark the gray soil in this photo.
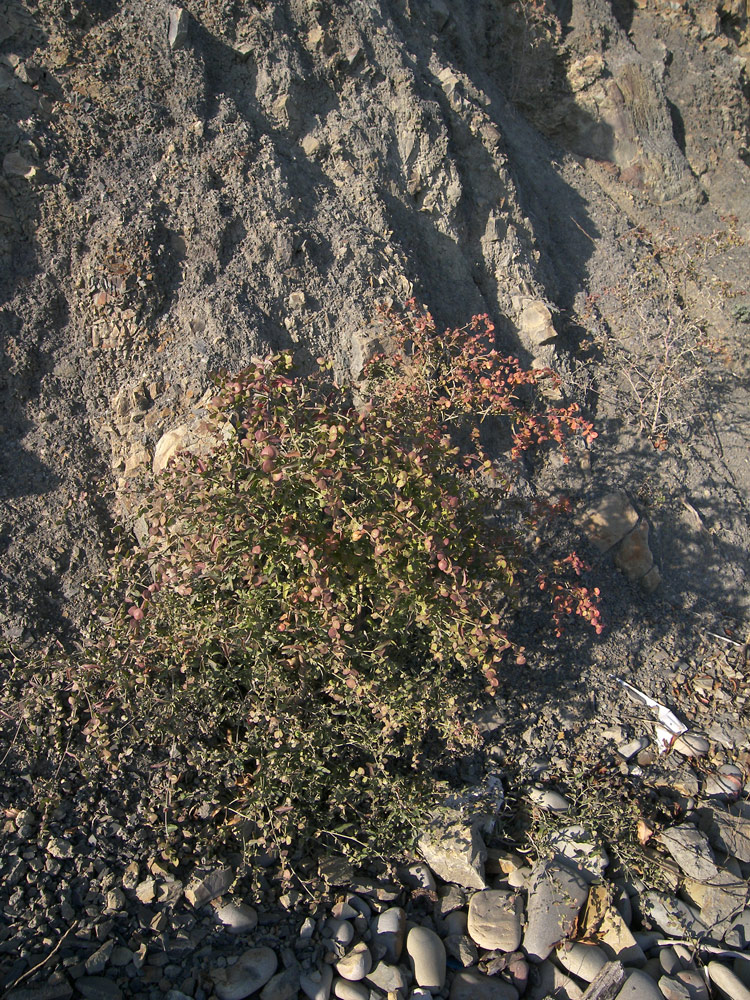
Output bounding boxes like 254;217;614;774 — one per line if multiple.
1;0;750;992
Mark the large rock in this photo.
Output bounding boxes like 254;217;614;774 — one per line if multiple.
418;816;487;890
212;948;278;1000
406;926;446;991
523;860;589;962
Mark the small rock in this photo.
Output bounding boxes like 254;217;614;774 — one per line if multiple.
444;909;468;935
335;943;372;982
110;948;133;968
613;521;654;581
467;889;523;951
46;837;73;859
406;926;446;991
672;733;709;758
658;826;718;881
366;961;409;992
556;943;608;983
725;910;750;949
707;961;750;1000
325;918;354;947
74;979;123;1000
212;947;277;1000
528;786;571;813
450;969;518;1000
318;857;354;886
260;967;301;1000
615;970;663;1000
299;966;333;1000
372;907;405;962
3;151;37;179
168;6;189;49
85;941;114;975
213;899;258;934
640;891;706;939
705;771;743;802
444;933;478;967
582;492;639;553
401;863;437;891
331;978;367;1000
185;867;234;908
659;972;709;1000
418;816;486;889
523;860;589;962
618;738;649;760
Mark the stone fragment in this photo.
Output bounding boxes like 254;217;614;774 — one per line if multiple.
705;771;743;802
618;738;649;760
517;299;557;346
418;817;486;889
365;961;409;992
658;826;718;881
85;941;114;975
659;972;709;1000
212;947;277;1000
523;860;589;962
213;899;258;933
372;906;405;962
704;809;750;862
185;867;233;908
707;961;750;1000
444;933;477;967
450;969;518;1000
613;521;653;581
168;6;189;49
578;885;645;967
406;926;446;990
615;970;664;1000
301;135;321;158
299;965;333;1000
335;942;372;982
467;889;523;951
582;493;639;553
485;847;525;876
683;870;749;934
556;942;608;983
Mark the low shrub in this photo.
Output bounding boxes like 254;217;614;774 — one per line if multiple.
24;304;602;859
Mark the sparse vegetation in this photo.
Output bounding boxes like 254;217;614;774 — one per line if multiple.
9;305;601;860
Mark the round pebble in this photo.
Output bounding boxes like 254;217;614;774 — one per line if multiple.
335;942;372;982
467;889;522;951
333;977;369;1000
708;961;750;1000
214;900;258;934
406;926;446;991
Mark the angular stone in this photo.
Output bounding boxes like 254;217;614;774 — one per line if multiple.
548;826;609;882
365;961;409;992
523;861;589;962
613;521;653;581
640;891;706;939
212;947;277;1000
518;299;558;346
556;942;608;983
418;817;486;889
85;941;114;975
683;870;749;935
185;867;234;908
444;933;478;967
583;493;639;553
450;969;519;1000
406;926;446;990
578;885;645;967
168;6;189;49
467;889;523;951
3;151;37;179
658;826;718;881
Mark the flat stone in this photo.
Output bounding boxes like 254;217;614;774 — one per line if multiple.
528;786;571;813
213;899;258;933
299;966;333;1000
640;891;706;939
704;772;742;802
168;6;189;49
260;967;300;1000
335;943;372;982
418;817;486;889
372;906;405;962
212;947;277;1000
672;732;709;758
74;979;123;1000
658;826;718;881
618;738;649;760
406;925;446;990
528;960;583;1000
707;961;750;1000
683;871;749;934
556;942;608;983
450;969;519;1000
659;972;709;1000
467;889;523;951
615;970;663;1000
703;808;750;863
85;941;114;975
583;493;639;553
523;860;589;962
